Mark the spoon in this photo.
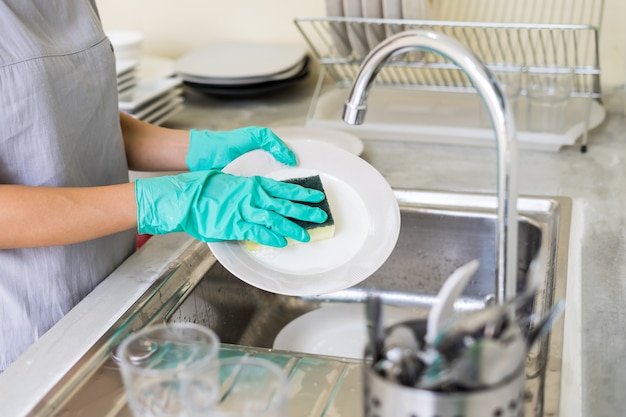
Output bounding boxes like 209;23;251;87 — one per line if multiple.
366;295;384;363
432;284;541;360
426;328;526;390
381;320;426;386
426;259;480;345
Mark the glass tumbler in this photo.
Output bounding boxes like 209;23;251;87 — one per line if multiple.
117;323;221;417
207;356;289;417
526;67;574;133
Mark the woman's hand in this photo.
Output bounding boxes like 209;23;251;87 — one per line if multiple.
186;127;296;170
135;170;328;247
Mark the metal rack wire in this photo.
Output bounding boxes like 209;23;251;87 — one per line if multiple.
294;0;605;152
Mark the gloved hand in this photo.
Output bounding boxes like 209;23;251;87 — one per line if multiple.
135;170;328;247
186;127;296;171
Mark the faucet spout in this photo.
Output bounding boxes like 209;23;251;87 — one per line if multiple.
343;30;519;304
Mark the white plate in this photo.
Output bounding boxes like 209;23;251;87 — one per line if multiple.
382;0;404;38
116;70;136;86
208;141;400;296
125;88;183;118
115;59;138;77
118;77;182;111
132;94;184;121
362;0;386;49
149;103;184;126
343;0;370;58
272;126;364;156
174;43;308;82
401;0;426;20
141;97;185;124
273;304;423;359
400;0;428;60
117;77;137;94
325;0;352;57
178;56;308;86
401;0;441;23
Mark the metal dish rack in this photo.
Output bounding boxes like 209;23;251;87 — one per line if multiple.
295;0;605;152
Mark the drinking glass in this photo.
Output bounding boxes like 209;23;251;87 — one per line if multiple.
207;356;289;417
117;323;220;417
526;67;574;133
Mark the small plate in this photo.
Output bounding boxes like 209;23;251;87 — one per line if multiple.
137;96;184;123
400;0;428;60
401;0;426;20
325;0;352;57
272;126;364;156
362;0;386;49
183;64;309;98
174;43;308;82
273;304;423;359
149;103;184;126
126;88;183;119
118;77;182;111
115;59;138;77
382;0;403;38
208;141;400;296
179;56;309;86
117;77;137;94
343;0;370;58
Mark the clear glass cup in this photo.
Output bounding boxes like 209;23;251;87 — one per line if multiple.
480;66;523;128
117;323;221;417
207;356;289;417
526;67;574;133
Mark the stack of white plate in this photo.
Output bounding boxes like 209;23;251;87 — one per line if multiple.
174;43;311;97
118;56;185;126
109;30;143;94
116;59;138;94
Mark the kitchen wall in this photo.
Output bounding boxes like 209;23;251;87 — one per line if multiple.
98;0;626;89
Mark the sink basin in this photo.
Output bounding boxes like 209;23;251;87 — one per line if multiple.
167;188;571;417
169;188;566;338
29;188;570;417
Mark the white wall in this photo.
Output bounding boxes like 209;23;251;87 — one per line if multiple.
97;0;626;88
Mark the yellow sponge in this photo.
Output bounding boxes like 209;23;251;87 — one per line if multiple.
243;175;335;251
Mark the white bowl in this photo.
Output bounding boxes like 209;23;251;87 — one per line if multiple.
107;30;144;62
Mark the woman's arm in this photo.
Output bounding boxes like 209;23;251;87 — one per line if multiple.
120;112;190;172
0;115;185;249
0;183;137;248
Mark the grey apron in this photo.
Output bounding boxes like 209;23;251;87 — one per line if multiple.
0;0;136;370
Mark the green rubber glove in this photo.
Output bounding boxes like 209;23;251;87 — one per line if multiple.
186;127;296;171
135;170;328;247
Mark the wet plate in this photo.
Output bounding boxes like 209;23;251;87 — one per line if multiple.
273;303;422;359
208;141;400;296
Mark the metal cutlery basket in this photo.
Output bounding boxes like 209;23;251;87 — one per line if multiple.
364;364;526;417
362;314;529;417
295;0;604;152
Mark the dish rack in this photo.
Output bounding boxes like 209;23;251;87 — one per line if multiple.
294;0;605;152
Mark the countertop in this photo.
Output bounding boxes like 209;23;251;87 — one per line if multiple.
1;69;625;416
165;76;626;417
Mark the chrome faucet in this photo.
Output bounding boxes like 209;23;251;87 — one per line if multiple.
342;30;519;304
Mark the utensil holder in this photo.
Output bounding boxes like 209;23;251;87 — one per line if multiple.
364;364;526;417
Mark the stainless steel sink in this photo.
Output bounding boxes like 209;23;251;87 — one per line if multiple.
31;189;570;417
169;189;565;339
166;188;571;417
